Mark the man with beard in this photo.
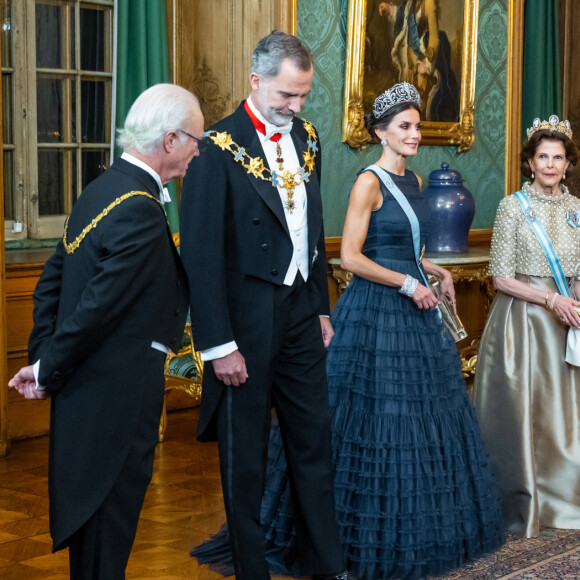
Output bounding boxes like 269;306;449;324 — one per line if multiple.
180;31;356;580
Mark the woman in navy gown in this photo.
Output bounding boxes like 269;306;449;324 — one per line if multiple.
193;82;504;579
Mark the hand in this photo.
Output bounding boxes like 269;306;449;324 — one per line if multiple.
438;272;457;314
212;350;248;386
319;316;335;348
552;294;580;328
411;283;439;310
9;365;49;399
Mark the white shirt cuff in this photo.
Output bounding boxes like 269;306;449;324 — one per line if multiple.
201;341;238;362
151;341;171;355
33;360;45;390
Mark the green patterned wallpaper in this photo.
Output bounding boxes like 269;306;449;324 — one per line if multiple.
297;0;508;235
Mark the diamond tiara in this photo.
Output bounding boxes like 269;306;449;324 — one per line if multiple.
373;82;421;119
526;115;573;140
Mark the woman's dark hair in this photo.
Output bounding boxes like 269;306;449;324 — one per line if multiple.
364;101;421;141
520;129;579;181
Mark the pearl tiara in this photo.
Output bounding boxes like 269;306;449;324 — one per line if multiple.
526;115;573;140
373;82;421;119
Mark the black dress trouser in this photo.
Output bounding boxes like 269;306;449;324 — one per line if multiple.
215;274;345;580
66;377;163;580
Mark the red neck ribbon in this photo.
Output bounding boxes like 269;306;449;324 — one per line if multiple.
244;100;282;142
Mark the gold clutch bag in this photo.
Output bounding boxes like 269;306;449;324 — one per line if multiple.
428;276;467;342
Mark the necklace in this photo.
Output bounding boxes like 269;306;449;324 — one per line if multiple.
63;191;161;254
523;181;566;201
205;119;318;213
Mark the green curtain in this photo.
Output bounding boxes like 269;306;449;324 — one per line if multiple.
115;0;179;233
521;0;561;140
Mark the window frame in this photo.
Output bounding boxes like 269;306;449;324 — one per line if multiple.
3;0;114;242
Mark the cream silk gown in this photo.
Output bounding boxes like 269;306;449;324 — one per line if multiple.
474;182;580;537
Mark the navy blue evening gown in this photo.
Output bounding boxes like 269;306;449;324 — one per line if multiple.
192;169;504;579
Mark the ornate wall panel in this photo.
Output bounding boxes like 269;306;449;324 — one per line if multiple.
169;0;295;128
297;0;509;235
168;0;509;234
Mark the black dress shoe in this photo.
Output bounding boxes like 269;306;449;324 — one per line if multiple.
312;572;360;580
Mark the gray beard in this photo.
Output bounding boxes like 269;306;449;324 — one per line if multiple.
264;108;294;127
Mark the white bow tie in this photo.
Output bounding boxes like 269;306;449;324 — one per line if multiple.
265;122;293;141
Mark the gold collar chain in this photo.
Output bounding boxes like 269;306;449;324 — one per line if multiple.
205;119;318;213
63;191;161;254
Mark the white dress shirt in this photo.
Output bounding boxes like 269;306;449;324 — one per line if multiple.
121;152;172;204
245;97;310;285
201;98;312;362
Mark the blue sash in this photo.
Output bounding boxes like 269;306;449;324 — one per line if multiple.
366;164;441;319
513;190;571;297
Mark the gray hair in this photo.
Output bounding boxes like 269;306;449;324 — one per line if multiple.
116;84;200;155
251;30;313;79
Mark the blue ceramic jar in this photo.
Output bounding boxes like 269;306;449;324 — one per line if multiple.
424;162;475;253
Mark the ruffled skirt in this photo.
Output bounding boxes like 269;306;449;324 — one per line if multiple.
193;264;504;579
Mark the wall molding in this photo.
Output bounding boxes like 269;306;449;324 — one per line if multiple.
505;0;524;197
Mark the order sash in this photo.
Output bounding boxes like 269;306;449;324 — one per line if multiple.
513;189;580;366
365;164;441;320
513;190;571;297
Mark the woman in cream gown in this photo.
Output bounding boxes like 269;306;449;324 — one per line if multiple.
474;116;580;537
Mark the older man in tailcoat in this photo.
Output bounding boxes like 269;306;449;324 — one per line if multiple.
9;84;203;579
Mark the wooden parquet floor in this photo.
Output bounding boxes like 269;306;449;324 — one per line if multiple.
2;408;577;579
0;408;289;580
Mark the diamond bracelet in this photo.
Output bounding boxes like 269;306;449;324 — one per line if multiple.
399;274;419;297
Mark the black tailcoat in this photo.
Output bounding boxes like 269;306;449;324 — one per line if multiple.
180;103;344;579
28;158;188;552
180;103;330;441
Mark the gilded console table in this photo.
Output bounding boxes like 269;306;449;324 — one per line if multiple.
425;248;495;311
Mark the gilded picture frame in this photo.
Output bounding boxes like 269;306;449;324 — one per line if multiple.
342;0;479;151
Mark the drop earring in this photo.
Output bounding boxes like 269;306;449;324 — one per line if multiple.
563;172;567;180
381;139;388;147
531;171;534;179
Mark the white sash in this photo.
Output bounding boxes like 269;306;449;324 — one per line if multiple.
513;190;580;366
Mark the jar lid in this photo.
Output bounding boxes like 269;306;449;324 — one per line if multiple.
428;162;463;184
